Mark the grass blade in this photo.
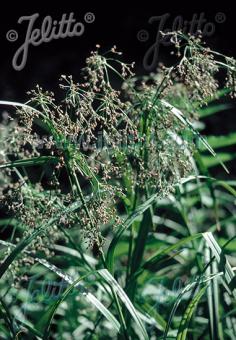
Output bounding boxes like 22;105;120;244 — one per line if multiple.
205;244;221;340
98;269;149;340
0;156;58;169
106;193;158;273
176;286;208;340
203;232;236;299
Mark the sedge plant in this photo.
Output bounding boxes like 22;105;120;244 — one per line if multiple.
0;32;235;339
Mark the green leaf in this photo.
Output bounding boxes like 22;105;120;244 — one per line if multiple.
206;133;236;149
163;273;221;340
37;270;118;339
139;302;167;331
203;232;236;299
141;234;202;272
205;245;221;340
98;269;149;340
0;100;43;116
106;193;158;273
201;153;236;168
130;208;153;276
176;286;207;340
0;156;58;169
14;318;43;339
198;103;232;118
30;260;121;336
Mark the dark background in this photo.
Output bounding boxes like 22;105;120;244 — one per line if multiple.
0;1;235;175
0;2;235;99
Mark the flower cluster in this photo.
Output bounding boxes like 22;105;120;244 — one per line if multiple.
177;47;219;104
225;57;236;98
1;37;235;280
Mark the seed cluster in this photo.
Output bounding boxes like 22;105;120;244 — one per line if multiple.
225;57;236;98
1;37;235;281
178;47;219;104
